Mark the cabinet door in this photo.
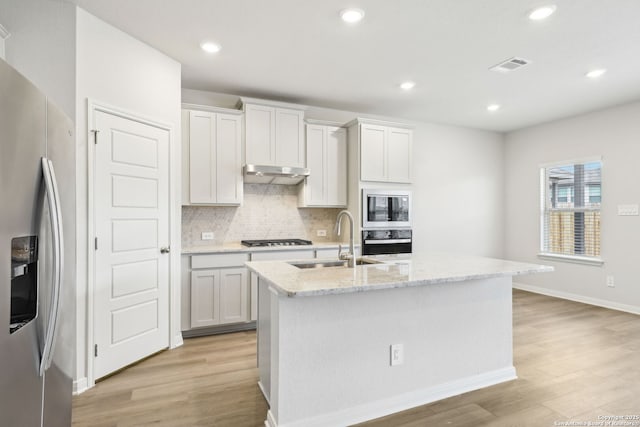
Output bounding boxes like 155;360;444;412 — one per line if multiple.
189;111;216;203
304;125;326;206
275;108;304;167
190;270;220;328
245;104;275;165
326;127;347;206
360;124;387;182
219;267;249;324
387;127;412;183
216;114;242;204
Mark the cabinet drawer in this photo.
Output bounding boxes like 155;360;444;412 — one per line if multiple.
191;253;249;269
315;248;339;259
251;250;315;261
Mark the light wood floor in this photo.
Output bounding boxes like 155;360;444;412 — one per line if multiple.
72;290;640;426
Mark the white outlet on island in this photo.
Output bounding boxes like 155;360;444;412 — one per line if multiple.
316;229;327;237
201;231;214;240
390;344;404;366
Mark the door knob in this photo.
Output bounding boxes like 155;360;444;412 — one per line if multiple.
160;247;170;254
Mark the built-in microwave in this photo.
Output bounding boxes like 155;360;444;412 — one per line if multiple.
362;189;411;229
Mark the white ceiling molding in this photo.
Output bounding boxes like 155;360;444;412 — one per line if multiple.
0;24;10;40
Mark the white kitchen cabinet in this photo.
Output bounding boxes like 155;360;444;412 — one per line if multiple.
182;106;242;205
243;100;305;167
219;268;249;324
387;127;412;183
190;267;249;328
184;253;251;332
299;123;347;207
357;121;413;183
190;269;220;328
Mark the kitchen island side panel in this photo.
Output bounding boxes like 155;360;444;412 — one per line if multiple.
266;276;514;427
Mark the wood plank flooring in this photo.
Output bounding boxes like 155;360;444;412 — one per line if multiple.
72;290;640;426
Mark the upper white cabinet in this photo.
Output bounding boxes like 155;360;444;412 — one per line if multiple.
354;120;413;183
299;123;347;207
182;106;243;205
242;99;305;167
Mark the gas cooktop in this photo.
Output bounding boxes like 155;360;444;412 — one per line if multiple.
241;239;313;247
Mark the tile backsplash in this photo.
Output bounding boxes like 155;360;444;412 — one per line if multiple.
182;184;343;248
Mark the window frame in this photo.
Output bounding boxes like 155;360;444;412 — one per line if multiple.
538;157;604;266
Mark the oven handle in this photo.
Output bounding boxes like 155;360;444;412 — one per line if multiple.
364;239;412;245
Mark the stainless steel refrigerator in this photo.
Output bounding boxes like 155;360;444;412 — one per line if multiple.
0;58;75;426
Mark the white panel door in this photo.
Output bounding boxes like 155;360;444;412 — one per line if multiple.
305;125;326;205
219;268;249;324
326;127;347;206
94;110;170;379
216;114;242;204
245;104;275;165
275;108;304;167
360;124;387;182
387;127;412;183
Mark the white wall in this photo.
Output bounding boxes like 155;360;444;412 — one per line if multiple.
505;101;640;313
183;89;506;258
75;8;182;390
0;0;76;118
412;122;505;257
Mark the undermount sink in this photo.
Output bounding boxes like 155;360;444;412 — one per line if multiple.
288;258;382;269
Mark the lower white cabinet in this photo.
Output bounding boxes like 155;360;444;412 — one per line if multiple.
191;267;249;328
190;269;220;328
182;247;358;334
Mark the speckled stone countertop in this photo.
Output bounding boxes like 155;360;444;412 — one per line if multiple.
246;253;553;297
182;241;357;255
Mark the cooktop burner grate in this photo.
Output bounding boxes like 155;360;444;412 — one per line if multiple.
241;238;313;247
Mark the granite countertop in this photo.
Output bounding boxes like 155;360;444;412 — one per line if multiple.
246;252;554;297
182;241;358;255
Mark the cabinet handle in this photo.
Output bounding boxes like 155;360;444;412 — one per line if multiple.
160;247;171;254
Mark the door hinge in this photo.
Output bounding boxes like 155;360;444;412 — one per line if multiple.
95;237;98;250
94;344;98;357
91;129;99;144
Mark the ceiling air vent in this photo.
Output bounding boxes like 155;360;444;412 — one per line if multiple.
489;57;531;73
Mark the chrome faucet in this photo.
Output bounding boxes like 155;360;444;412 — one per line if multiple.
334;210;356;268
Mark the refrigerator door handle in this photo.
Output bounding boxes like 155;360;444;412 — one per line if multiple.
39;158;64;376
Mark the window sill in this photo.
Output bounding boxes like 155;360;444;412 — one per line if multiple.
537;253;604;266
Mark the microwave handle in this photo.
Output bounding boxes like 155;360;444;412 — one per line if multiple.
364;239;412;245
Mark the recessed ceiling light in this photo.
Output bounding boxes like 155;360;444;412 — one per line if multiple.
528;5;557;21
400;81;416;90
487;104;501;112
340;8;365;23
585;68;607;79
200;41;221;54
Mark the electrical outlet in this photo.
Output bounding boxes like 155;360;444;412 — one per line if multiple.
390;344;404;366
201;231;215;241
606;275;615;288
316;229;327;237
617;204;639;216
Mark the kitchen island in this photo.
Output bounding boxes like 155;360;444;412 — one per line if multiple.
247;253;552;427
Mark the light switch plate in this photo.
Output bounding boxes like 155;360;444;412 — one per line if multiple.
617;204;639;216
201;231;215;240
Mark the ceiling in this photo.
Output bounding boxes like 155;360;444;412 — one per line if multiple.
70;0;640;132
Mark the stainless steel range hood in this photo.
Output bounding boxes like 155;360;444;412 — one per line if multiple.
243;164;310;185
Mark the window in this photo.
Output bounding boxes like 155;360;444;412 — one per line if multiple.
540;160;602;261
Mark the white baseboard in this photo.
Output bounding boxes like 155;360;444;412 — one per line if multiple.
513;282;640;315
265;366;516;427
265;410;277;427
171;333;184;349
73;377;89;395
